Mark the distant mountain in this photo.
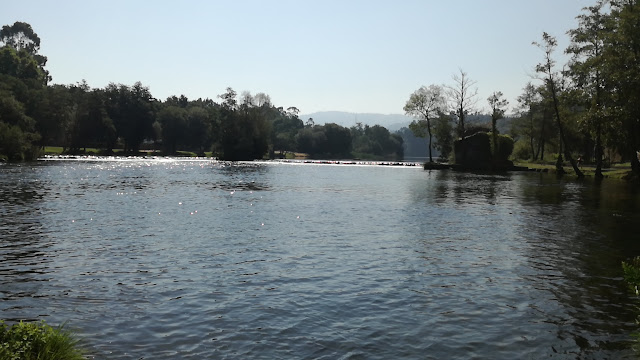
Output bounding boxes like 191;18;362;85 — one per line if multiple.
300;111;413;132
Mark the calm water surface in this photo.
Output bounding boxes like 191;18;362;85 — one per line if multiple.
1;158;640;359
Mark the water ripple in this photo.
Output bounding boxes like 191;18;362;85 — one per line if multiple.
1;161;639;358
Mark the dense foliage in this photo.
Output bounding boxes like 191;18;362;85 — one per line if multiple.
0;321;85;360
510;1;640;178
489;133;515;162
402;1;640;178
0;22;403;162
622;256;640;295
350;123;404;160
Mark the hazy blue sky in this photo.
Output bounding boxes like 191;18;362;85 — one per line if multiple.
4;1;589;115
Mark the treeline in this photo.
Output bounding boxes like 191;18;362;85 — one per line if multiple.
509;0;640;179
403;1;640;179
0;22;403;162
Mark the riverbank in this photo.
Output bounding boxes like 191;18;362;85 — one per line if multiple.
43;146;210;158
419;161;635;180
515;161;634;180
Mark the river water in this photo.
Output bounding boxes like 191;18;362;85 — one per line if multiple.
1;158;640;359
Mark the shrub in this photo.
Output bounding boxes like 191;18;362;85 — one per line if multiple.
0;320;85;360
496;134;514;161
487;132;514;161
623;257;640;295
0;122;41;161
512;139;532;160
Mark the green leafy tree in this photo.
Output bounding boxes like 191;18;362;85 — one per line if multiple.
186;106;212;155
64;83;114;152
216;88;270;160
0;46;46;86
0;43;43;160
158;105;187;154
404;84;446;163
1;22;41;55
566;1;610;178
602;1;640;176
0;21;49;82
295;123;352;159
271;106;303;155
534;32;584;177
0;97;40;160
432;112;454;160
487;91;509;157
104;82;155;152
512;83;544;160
323;123;352;157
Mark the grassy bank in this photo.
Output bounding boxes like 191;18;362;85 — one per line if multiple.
0;321;85;360
514;160;633;180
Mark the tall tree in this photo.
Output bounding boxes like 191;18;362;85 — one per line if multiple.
534;32;584;178
0;21;49;82
605;0;640;176
217;87;270;160
447;69;478;138
432;112;454;160
158;105;187;154
218;87;237;110
0;22;41;55
566;1;609;179
514;82;542;160
186;106;212;155
404;84;446;163
104;82;155;152
0;21;48;160
487;91;509;157
254;92;271;107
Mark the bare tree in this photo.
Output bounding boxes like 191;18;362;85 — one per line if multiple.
447;69;478;138
253;92;271;107
239;91;254;107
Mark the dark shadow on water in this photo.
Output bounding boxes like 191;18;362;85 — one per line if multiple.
0;164;53;319
209;162;271;192
407;169;640;357
517;173;640;356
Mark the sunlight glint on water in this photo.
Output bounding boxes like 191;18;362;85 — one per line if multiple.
1;158;639;359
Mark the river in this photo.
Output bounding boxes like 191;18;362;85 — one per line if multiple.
1;158;640;359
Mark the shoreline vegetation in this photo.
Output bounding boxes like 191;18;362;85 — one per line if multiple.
0;320;85;360
32;145;634;180
32;149;635;182
3;1;640;182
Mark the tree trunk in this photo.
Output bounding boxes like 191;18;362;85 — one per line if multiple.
491;117;498;158
633;116;640;176
556;134;565;175
458;105;465;138
529;133;535;159
427;120;433;163
528;109;536;160
594;128;604;179
549;78;584;178
536;112;547;161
